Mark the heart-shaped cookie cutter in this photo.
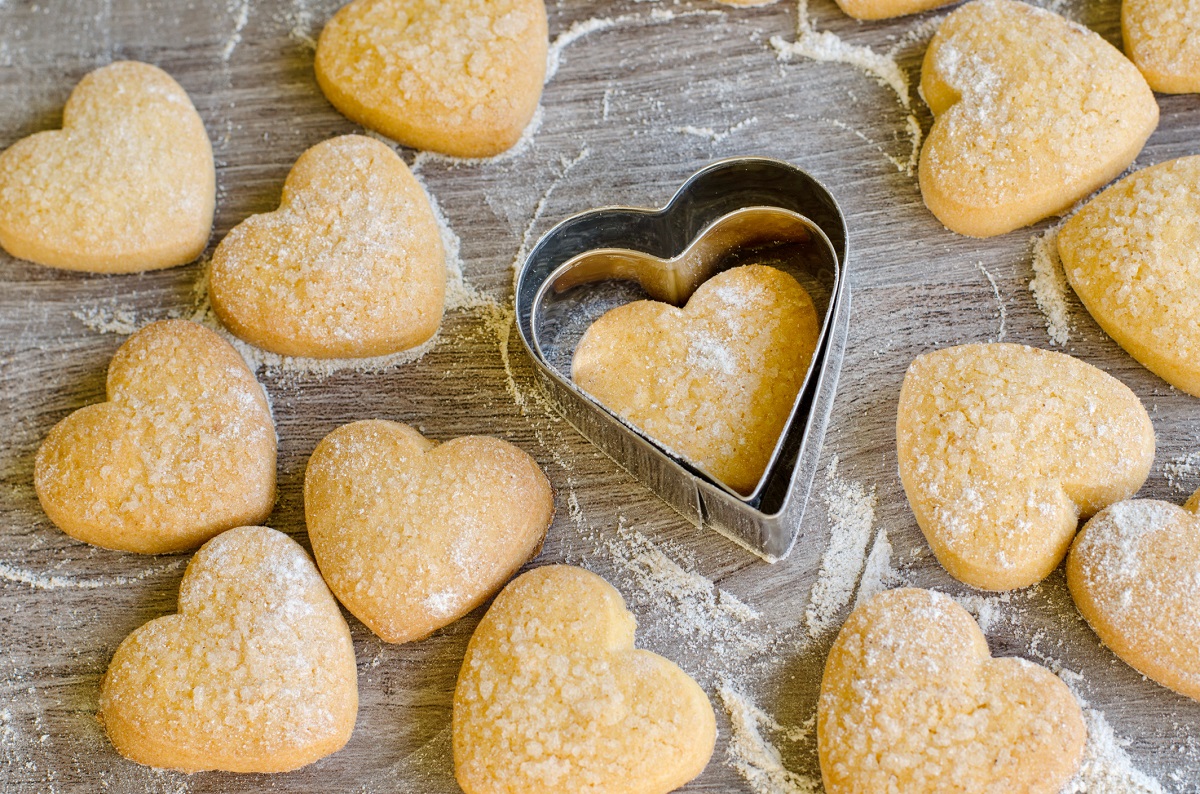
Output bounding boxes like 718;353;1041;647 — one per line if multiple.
515;157;849;562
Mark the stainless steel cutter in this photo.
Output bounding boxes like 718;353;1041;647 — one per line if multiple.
515;157;850;562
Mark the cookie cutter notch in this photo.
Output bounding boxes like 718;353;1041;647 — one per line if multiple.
514;157;850;562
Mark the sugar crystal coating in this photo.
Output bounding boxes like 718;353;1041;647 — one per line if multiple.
572;264;820;495
99;526;358;773
0;61;214;272
1068;491;1200;702
819;588;1086;793
453;565;716;794
1058;156;1200;396
315;0;548;158
35;320;276;554
896;343;1154;590
918;0;1158;237
304;420;553;644
210;135;445;359
1123;0;1200;93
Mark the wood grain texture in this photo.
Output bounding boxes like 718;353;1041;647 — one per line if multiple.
1;0;1198;791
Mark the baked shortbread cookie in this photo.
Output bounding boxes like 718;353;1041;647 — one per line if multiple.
819;588;1086;794
572;265;820;495
1124;0;1200;93
919;0;1158;237
1058;156;1200;396
209;135;445;358
897;343;1154;591
100;526;358;772
0;61;214;272
835;0;956;20
305;420;553;644
453;565;716;794
1067;487;1200;702
315;0;548;158
35;320;276;554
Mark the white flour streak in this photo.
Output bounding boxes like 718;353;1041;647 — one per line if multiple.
771;1;922;174
0;559;184;591
510;146;591;289
597;522;764;673
951;592;1012;634
285;0;316;49
1029;225;1071;346
852;528;900;610
718;684;820;794
1163;452;1200;494
73;306;142;335
222;0;250;61
820;117;909;174
806;455;877;639
771;0;910;110
1054;671;1168;793
1020;650;1167;792
410;169;496;313
976;261;1007;342
674;117;759;144
547;17;620;81
546;9;725;82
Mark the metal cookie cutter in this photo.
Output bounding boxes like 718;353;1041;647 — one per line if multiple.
515;157;850;562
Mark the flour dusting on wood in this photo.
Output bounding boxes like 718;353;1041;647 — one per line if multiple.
806;454;877;638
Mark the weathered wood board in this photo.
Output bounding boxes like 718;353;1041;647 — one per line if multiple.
1;0;1198;791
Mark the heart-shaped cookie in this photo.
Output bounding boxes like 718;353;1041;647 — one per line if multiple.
834;0;955;20
571;264;820;495
99;526;358;773
1058;156;1200;397
1067;488;1200;702
0;61;215;272
209;135;445;358
819;588;1086;793
453;565;716;794
918;0;1158;237
897;343;1154;590
35;320;276;554
1124;0;1200;94
304;420;553;643
314;0;548;158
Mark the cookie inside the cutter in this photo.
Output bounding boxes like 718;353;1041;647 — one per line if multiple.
570;263;822;495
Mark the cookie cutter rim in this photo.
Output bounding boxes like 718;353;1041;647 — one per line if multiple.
514;156;850;562
528;205;839;505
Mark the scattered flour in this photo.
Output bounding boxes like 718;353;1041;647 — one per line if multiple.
1163;452;1200;494
852;527;901;610
770;0;922;175
1061;681;1169;793
718;684;820;794
951;591;1013;635
595;521;766;675
806;455;877;638
674;117;759;144
819;116;913;175
283;0;317;49
975;261;1008;342
73;306;141;335
1029;225;1072;346
545;9;725;82
509;146;592;291
1022;650;1167;792
221;0;250;62
0;558;185;591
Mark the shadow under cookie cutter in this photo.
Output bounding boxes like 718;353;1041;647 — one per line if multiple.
514;157;850;562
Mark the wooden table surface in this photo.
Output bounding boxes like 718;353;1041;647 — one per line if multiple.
2;0;1198;791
